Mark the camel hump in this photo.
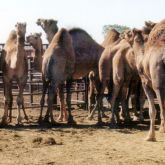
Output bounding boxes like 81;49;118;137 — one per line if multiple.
147;19;165;47
51;28;71;47
102;29;120;47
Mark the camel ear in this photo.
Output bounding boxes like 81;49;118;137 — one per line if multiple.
37;32;42;37
145;21;156;28
132;28;142;35
15;23;18;27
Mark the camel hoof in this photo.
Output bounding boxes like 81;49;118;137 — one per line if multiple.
24;115;29;121
17;116;23;125
145;136;156;142
87;115;93;121
109;122;118;129
67;118;77;125
159;127;165;133
38;117;43;124
95;121;104;126
57;116;63;122
1;118;8;126
101;114;109;119
51;121;60;126
43;116;50;123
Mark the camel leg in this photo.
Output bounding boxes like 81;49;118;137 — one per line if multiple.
109;83;122;128
139;87;145;121
88;75;95;114
120;85;130;123
155;89;165;133
1;82;12;125
88;79;106;123
66;79;76;125
38;80;48;123
46;82;57;125
142;84;156;141
16;83;28;125
58;84;68;122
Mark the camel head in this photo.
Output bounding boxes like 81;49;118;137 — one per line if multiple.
142;21;156;42
36;18;58;42
26;33;42;50
15;22;26;36
121;29;134;45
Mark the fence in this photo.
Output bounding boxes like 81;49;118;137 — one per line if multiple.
0;44;89;110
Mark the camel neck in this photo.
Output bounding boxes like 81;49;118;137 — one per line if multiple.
17;35;25;46
33;46;43;72
47;31;56;43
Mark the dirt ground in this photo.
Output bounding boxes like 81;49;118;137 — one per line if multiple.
0;107;165;165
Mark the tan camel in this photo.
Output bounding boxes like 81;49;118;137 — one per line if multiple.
1;22;28;125
130;19;165;141
26;33;68;122
89;21;155;125
108;21;156;126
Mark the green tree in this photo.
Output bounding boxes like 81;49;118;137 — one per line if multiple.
103;24;130;37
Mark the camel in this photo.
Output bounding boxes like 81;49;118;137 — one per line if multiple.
88;29;120;118
26;33;68;122
1;22;28;125
88;21;155;125
108;21;156;126
130;19;165;141
40;26;104;124
37;19;108;123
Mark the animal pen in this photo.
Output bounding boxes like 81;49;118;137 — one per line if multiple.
0;44;89;110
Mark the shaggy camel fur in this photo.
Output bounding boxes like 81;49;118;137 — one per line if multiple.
26;33;68;122
42;27;103;124
1;23;28;125
131;19;165;141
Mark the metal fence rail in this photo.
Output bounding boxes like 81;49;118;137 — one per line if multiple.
0;44;89;110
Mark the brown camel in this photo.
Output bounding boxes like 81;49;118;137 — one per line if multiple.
37;19;104;124
89;21;155;125
1;22;28;125
130;19;165;141
41;26;104;124
26;33;68;122
108;21;156;126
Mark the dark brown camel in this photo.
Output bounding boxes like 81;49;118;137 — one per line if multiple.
41;26;104;124
130;19;165;141
37;19;104;124
1;22;28;125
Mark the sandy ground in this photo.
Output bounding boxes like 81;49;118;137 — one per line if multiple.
0;107;165;165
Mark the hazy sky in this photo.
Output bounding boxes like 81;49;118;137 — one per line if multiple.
0;0;164;43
